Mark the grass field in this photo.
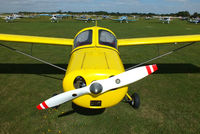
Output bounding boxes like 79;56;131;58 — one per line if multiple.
0;17;200;134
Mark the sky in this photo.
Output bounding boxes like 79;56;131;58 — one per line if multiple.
0;0;199;14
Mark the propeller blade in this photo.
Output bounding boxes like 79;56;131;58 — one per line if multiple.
37;64;157;110
97;64;158;93
37;87;90;110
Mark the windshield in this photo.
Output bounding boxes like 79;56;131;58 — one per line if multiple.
74;30;92;48
99;30;117;49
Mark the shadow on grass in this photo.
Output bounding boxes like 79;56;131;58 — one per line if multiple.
124;63;200;74
0;63;199;74
0;63;67;74
58;103;105;117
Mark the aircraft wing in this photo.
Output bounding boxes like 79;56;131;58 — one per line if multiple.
0;33;73;46
118;34;200;46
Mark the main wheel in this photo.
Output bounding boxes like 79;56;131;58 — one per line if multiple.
130;93;140;109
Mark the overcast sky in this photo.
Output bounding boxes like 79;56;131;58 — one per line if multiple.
0;0;199;14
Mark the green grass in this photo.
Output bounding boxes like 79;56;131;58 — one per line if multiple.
0;17;200;134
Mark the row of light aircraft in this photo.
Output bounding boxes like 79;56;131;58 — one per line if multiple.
0;14;137;23
1;14;199;25
75;16;137;23
0;25;200;111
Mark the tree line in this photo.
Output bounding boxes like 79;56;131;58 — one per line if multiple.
18;10;200;18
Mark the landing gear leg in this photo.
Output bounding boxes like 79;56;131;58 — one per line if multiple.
126;93;140;109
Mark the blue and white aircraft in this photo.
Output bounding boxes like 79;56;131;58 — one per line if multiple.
189;18;200;24
112;16;136;23
75;15;101;23
4;16;15;22
75;17;96;23
0;14;22;23
4;15;17;22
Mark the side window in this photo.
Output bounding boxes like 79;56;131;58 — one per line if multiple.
74;30;92;48
99;30;117;49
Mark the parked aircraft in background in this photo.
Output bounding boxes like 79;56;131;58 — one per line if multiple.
4;16;15;22
54;14;72;18
38;14;72;18
102;15;110;19
145;16;152;20
75;17;97;23
189;18;200;24
50;15;58;23
75;15;101;23
160;17;171;24
4;16;18;22
112;16;136;23
0;14;22;23
38;14;72;22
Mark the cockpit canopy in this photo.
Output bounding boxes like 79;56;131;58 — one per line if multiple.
99;30;117;49
74;30;92;48
73;28;117;49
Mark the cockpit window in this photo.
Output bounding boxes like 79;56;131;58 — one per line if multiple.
99;30;117;49
74;30;92;48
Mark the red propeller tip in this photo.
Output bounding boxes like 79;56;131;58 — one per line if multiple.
152;64;158;71
36;102;49;110
146;64;158;75
36;104;43;110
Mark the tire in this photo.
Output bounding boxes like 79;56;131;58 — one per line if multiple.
130;93;140;109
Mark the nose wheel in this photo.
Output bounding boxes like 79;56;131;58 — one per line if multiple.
126;93;140;109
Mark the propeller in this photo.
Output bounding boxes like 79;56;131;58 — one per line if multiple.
37;64;158;110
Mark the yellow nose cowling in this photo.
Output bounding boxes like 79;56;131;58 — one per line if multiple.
63;47;128;109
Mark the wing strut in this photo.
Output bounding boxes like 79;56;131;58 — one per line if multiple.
0;44;66;72
126;42;195;71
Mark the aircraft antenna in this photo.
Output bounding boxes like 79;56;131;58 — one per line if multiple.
95;20;98;26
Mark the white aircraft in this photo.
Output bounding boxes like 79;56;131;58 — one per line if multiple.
160;17;171;24
112;16;136;23
38;14;70;22
4;16;16;23
1;14;22;23
50;15;58;23
145;16;152;20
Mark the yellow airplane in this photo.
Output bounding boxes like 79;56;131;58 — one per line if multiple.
0;26;200;110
